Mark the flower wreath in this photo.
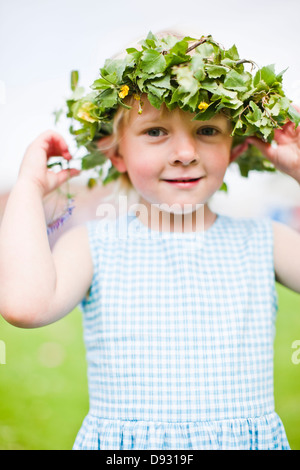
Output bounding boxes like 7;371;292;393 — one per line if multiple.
55;31;300;190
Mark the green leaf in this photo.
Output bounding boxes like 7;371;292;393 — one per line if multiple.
276;68;288;83
181;91;199;110
224;69;250;92
126;48;143;63
101;58;127;82
53;108;63;124
287;104;300;127
195;42;217;59
190;54;205;81
168;38;189;56
81;151;107;170
173;65;199;95
246;101;263;123
168;87;185;106
147;92;163;109
193;103;219;121
254;65;277;88
91;78;115;90
224;44;239;60
96;88;118;109
102;166;121;185
231;118;244;135
219;181;228;192
71;70;79;92
145;83;166;99
205;65;227;78
151;74;172;89
97;71;119;86
140;49;166;74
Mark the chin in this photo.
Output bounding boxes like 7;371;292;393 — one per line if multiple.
157;202;203;215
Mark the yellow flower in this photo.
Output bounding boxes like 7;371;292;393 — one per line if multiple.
77;102;97;123
88;178;97;189
133;93;140;101
198;102;209;111
119;85;129;99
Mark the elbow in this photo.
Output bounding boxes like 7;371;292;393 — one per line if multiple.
0;300;50;328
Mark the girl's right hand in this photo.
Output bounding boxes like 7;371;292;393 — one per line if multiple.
18;130;80;197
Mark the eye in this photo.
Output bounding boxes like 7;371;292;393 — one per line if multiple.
197;127;219;136
146;128;166;137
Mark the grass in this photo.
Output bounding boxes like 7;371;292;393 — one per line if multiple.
0;283;299;450
0;309;89;450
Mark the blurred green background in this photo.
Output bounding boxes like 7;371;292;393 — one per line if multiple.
0;282;299;450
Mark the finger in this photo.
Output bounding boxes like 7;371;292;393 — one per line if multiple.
38;131;73;160
230;141;249;163
246;137;277;162
53;168;81;187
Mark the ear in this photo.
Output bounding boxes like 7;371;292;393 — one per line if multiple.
229;140;250;163
96;135;127;173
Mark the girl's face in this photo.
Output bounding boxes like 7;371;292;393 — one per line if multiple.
113;97;233;215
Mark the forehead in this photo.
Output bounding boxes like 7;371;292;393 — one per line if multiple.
125;95;230;129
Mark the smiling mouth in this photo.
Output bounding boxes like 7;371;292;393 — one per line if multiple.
162;177;203;183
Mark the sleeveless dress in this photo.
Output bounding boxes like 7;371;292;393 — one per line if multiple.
73;212;290;450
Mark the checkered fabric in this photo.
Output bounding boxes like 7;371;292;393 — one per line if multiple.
73;213;290;450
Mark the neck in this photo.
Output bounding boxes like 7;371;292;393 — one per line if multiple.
135;200;217;233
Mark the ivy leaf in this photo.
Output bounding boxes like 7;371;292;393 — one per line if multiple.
151;74;172;90
254;65;277;88
173;65;199;95
145;83;166;99
224;69;250;92
140;49;166;74
195;42;217;59
205;65;227;78
190;54;206;81
168;38;189;57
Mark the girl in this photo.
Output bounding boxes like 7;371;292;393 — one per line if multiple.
0;33;300;450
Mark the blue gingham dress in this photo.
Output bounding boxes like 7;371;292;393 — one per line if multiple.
73;213;290;450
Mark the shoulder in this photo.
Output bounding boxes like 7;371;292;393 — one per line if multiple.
216;214;273;238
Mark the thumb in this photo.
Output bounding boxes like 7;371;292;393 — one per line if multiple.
55;168;81;187
230;140;249;163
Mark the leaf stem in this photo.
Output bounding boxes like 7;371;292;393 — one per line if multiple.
186;38;207;54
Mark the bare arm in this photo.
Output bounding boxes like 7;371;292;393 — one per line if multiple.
0;130;92;327
273;221;300;294
244;109;300;293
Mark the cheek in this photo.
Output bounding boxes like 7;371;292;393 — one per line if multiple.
206;145;231;174
127;159;158;185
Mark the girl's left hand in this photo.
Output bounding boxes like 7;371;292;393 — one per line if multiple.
246;106;300;184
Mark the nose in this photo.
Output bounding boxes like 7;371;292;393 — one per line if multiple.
169;132;198;166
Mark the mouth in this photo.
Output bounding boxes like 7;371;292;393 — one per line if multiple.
162;176;203;187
